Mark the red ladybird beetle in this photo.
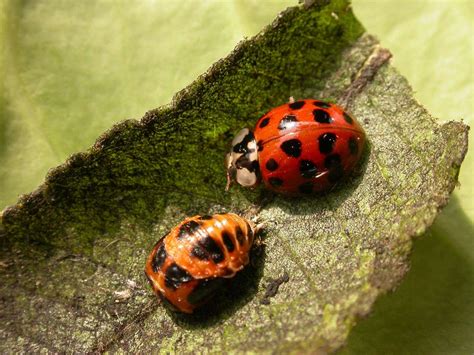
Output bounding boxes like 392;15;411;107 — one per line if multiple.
145;213;256;313
225;98;365;195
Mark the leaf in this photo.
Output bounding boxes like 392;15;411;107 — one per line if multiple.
343;2;474;353
0;0;469;352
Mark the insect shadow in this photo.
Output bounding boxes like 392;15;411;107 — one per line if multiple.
165;239;267;328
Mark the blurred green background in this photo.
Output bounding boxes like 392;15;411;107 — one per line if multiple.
0;0;472;353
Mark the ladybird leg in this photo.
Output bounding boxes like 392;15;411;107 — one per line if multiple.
254;222;265;236
253;237;265;248
225;170;233;191
246;217;264;237
251;222;266;251
288;96;295;104
225;152;233;191
250;237;266;267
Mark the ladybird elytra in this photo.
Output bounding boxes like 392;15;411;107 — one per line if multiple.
226;99;365;195
145;213;256;313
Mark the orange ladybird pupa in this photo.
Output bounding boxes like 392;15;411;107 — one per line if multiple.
145;213;256;313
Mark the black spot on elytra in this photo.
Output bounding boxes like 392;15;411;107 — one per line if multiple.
325;154;344;183
318;132;337;154
280;139;302;158
165;263;193;290
257;140;264;152
278;114;298;130
178;220;201;239
269;177;283;187
300;160;317;178
324;154;341;169
222;232;235;252
235;226;245;245
233;131;255;154
343;112;354;124
259;117;270;128
348;137;358;155
191;245;209;260
298;182;313;194
314;101;331;108
199;236;224;264
265;158;278;171
313;109;333;124
289;101;305;110
151;243;167;272
187;278;224;306
200;215;213;220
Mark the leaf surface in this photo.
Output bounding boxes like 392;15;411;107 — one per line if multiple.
0;0;469;352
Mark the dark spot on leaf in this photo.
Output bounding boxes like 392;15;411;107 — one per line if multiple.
261;272;290;305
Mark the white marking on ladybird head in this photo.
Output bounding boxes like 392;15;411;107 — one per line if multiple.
231;128;250;147
235;168;258;187
226;128;260;190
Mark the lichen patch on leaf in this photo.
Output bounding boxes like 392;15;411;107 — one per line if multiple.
0;0;468;353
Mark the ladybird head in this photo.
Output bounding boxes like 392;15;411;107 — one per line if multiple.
225;128;260;190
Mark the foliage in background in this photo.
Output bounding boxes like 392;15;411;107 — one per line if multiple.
0;0;472;352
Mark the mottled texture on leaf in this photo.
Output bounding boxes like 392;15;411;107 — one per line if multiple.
0;0;468;353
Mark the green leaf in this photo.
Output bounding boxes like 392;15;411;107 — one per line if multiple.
0;0;469;352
